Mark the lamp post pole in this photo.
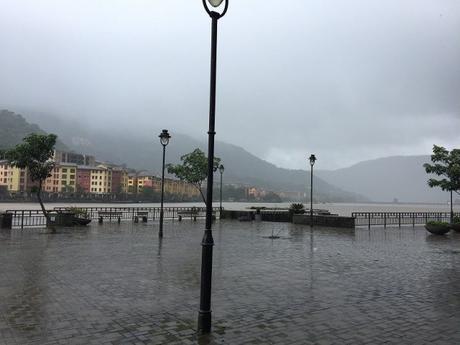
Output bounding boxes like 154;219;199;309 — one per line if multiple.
159;129;171;239
309;154;316;227
219;165;224;214
198;0;228;335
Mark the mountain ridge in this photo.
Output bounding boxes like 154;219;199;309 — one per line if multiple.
317;155;449;203
4;109;367;202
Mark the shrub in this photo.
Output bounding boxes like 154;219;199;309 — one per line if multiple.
289;203;305;214
426;221;450;226
452;216;460;224
68;207;88;218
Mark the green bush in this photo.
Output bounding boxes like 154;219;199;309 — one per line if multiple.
452;216;460;224
426;220;450;226
289;203;305;214
67;207;88;218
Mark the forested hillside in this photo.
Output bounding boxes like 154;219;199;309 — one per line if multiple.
0;110;68;151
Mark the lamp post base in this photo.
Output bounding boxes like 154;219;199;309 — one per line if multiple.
197;310;212;334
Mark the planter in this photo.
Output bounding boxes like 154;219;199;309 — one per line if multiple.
50;212;91;227
425;223;451;235
450;223;460;233
0;213;13;229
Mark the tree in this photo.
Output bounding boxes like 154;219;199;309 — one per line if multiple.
6;133;57;225
424;145;460;222
167;148;221;204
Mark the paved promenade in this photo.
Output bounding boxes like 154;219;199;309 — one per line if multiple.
0;220;459;344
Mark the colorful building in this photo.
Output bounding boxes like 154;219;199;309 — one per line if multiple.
111;168;128;194
76;166;92;193
0;160;27;192
89;166;112;194
43;164;77;193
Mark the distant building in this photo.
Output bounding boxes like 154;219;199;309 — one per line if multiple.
76;166;92;193
43;163;77;193
111;168;128;194
0;160;27;192
246;186;266;199
89;166;112;194
54;150;95;167
134;174;200;198
127;174;138;194
277;191;304;201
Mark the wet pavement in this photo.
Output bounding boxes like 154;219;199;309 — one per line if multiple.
0;220;459;345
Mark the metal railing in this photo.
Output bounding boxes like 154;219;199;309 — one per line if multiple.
5;206;221;229
352;212;459;229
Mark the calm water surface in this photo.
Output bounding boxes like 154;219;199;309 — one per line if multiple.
0;201;454;216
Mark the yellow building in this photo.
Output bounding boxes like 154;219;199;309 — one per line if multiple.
127;174;137;194
0;161;27;192
164;178;200;198
89;166;112;194
118;169;129;194
43;163;77;193
136;176;154;194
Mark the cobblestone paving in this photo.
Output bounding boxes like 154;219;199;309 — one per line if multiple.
0;220;459;344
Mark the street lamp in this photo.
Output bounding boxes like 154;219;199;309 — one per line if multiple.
218;164;224;214
309;154;316;227
198;0;229;335
158;129;171;239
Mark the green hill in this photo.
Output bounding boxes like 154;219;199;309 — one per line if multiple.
0;109;68;151
19;111;368;203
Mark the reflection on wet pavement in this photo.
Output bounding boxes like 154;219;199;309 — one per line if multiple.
0;221;459;344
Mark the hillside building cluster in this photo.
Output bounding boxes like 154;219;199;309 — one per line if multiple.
0;150;200;198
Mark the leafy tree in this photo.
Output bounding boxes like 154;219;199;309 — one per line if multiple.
62;184;75;194
140;187;159;201
75;183;86;194
424;145;460;222
167;148;221;204
5;133;57;225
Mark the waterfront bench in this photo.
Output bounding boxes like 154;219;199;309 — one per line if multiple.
98;211;123;223
98;211;123;218
177;209;215;221
132;211;149;223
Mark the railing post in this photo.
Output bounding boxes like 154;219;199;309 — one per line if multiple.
398;213;401;228
384;213;386;229
368;213;371;229
21;210;24;230
412;214;415;227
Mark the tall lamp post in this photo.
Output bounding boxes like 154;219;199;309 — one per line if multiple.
219;164;224;213
158;129;171;239
309;154;316;227
198;0;229;334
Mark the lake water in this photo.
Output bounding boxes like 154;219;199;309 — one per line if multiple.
0;201;454;216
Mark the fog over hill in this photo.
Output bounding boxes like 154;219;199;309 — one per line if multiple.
15;110;366;202
0;110;68;151
317;156;452;203
3;109;449;203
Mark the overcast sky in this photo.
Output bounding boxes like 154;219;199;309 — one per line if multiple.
1;0;459;170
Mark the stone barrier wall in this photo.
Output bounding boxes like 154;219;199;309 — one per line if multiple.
292;214;355;228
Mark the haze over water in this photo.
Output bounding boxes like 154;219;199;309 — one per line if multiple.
0;202;454;217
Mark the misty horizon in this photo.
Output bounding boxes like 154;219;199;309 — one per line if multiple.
1;0;459;170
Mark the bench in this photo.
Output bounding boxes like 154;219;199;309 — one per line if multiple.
177;210;215;221
134;211;149;223
98;211;123;224
98;211;123;218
